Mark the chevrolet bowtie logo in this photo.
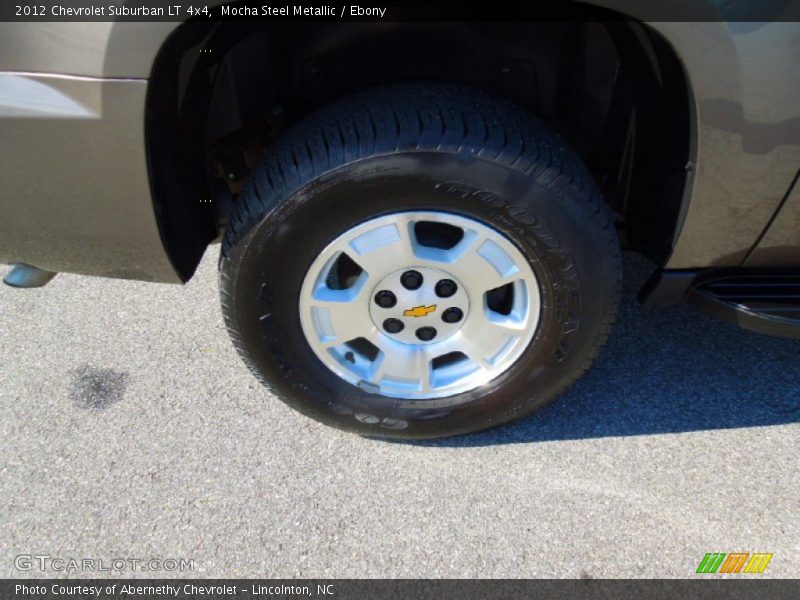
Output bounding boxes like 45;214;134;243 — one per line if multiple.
403;304;437;318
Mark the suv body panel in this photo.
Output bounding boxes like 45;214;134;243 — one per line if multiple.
0;12;798;282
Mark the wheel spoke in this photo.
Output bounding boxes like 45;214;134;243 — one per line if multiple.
310;285;372;346
459;318;525;369
447;236;523;293
346;217;416;276
367;342;432;393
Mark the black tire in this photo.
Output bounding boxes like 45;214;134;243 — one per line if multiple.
219;83;621;439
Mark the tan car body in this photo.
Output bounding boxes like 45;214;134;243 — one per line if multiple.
1;11;799;283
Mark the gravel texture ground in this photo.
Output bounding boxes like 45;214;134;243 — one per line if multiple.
1;252;798;578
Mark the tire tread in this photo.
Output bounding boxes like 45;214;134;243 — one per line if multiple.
220;83;622;437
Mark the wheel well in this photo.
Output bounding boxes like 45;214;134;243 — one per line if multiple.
146;11;691;281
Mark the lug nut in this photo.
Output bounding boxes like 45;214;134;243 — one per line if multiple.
441;307;463;323
383;318;404;334
435;279;457;298
415;326;437;341
400;270;423;290
374;290;396;308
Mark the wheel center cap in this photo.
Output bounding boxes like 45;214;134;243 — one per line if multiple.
369;266;469;345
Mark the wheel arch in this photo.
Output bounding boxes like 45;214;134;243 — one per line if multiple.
143;5;699;281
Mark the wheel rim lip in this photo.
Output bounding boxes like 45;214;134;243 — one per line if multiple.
298;210;542;401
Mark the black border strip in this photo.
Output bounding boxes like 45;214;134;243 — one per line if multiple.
3;0;800;22
4;579;800;600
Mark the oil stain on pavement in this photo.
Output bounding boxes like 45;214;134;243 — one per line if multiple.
69;365;129;411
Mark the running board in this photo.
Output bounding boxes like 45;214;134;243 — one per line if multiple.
689;274;800;339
